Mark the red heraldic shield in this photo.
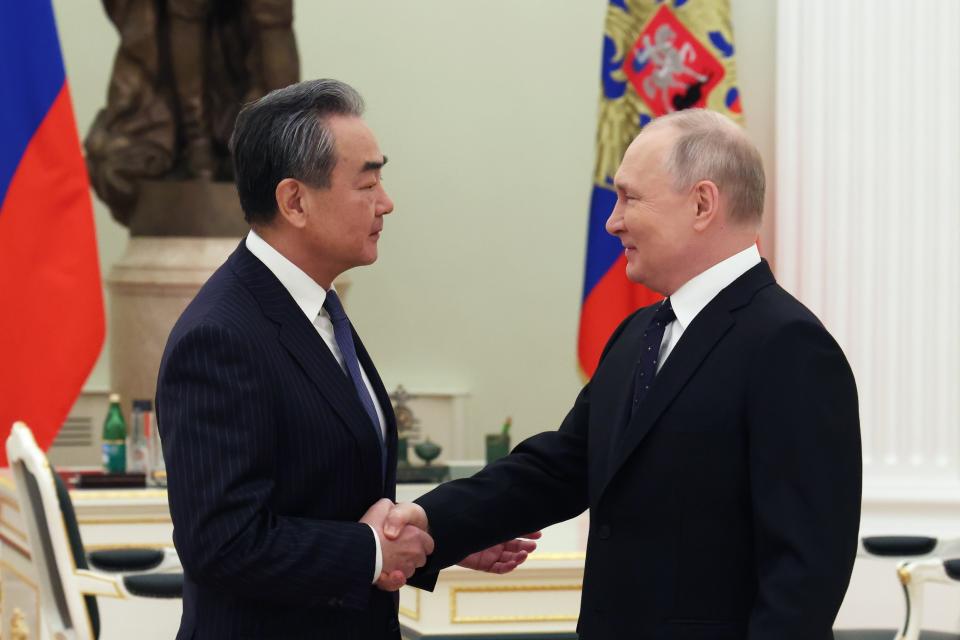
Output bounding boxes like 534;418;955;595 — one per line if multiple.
623;6;725;117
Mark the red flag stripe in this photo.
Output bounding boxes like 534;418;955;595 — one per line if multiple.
577;255;662;376
0;83;105;462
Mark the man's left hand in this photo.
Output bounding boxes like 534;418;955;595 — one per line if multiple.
457;532;541;574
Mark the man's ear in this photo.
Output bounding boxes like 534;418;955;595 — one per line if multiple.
691;179;721;232
275;178;308;229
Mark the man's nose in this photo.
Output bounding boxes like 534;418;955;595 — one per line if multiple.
605;208;623;236
379;188;394;215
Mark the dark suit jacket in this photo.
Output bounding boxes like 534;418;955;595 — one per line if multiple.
157;241;424;639
416;261;861;640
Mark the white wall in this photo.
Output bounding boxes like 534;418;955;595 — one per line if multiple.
54;0;776;455
777;0;960;496
778;0;960;630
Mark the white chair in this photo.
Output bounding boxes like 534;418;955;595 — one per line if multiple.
891;557;960;640
835;539;960;640
6;421;182;640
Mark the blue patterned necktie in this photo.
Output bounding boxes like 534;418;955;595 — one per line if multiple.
629;298;676;419
322;291;384;455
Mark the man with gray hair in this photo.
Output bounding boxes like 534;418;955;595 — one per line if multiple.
157;79;533;639
388;109;862;639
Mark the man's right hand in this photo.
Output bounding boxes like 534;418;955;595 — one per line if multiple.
360;499;433;591
384;502;429;539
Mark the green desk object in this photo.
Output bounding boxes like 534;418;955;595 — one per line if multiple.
485;416;512;464
397;438;450;483
414;438;441;464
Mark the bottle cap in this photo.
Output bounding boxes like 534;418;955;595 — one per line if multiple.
132;399;153;411
109;393;121;403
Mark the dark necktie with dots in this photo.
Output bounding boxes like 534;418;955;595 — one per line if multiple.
322;291;386;473
629;298;676;419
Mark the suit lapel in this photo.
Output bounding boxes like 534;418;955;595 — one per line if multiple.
229;243;384;489
599;261;777;498
588;305;656;495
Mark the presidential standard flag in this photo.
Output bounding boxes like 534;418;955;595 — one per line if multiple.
578;0;743;376
0;1;105;462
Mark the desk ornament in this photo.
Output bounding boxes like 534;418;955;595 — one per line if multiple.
391;385;450;483
485;416;512;464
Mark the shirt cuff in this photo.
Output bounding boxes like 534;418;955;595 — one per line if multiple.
367;524;383;584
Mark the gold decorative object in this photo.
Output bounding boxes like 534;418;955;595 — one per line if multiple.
898;565;912;585
391;385;421;467
11;607;30;640
389;385;421;440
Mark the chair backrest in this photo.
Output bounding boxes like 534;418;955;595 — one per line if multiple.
51;472;101;638
7;422;97;640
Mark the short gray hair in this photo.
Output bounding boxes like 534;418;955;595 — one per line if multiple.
229;79;365;224
650;109;765;225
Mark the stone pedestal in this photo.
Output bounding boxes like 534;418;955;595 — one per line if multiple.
106;179;249;418
106;236;239;419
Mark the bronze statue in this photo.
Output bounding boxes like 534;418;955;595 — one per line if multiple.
86;0;299;230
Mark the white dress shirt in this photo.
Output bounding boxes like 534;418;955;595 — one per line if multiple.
656;245;762;372
245;229;385;582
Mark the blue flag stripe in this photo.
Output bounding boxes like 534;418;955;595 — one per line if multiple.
582;186;623;301
0;0;66;212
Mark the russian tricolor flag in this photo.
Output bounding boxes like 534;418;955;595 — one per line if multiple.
0;1;105;461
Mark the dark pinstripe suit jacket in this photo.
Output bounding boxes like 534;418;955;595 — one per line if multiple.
157;241;413;639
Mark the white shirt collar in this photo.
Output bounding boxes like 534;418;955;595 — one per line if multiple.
245;229;332;323
669;244;761;332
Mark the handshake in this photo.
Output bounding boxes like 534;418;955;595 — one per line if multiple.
359;499;541;592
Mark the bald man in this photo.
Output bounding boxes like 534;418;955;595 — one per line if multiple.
389;110;862;640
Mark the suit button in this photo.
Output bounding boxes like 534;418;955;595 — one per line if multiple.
597;524;611;539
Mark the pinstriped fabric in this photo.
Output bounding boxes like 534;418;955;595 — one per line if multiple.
157;241;401;640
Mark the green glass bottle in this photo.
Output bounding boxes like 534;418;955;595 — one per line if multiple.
102;393;127;474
